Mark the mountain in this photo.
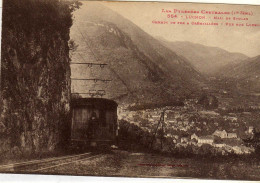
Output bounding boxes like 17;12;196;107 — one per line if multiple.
219;55;260;93
70;2;205;105
157;38;249;75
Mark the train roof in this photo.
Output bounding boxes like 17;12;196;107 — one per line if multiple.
71;98;118;110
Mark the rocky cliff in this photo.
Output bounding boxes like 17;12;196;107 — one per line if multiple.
0;0;75;158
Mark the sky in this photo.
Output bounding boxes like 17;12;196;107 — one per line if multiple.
100;1;260;57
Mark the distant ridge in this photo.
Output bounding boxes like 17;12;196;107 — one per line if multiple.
157;37;249;75
219;55;260;93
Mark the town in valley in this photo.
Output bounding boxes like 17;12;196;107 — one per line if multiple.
118;82;260;155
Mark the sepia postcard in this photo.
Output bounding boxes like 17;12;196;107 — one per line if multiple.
0;0;260;181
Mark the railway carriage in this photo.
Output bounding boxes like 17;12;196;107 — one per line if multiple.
70;98;118;148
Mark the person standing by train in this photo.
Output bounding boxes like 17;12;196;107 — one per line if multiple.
87;112;99;141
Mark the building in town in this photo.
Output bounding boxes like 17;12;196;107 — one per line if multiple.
198;135;214;145
213;130;227;138
227;133;237;138
181;137;189;143
191;133;198;141
248;126;254;134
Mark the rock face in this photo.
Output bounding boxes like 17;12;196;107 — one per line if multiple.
0;0;73;157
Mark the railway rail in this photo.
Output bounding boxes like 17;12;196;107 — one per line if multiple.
0;152;102;173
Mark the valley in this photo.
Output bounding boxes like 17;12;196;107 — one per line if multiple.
69;2;260;157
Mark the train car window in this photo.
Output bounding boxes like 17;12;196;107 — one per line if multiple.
81;109;88;126
100;109;106;127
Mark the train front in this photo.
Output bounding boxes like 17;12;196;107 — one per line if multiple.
70;98;118;148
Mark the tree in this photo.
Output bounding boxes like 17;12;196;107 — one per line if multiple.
243;128;260;154
198;93;218;110
68;39;79;52
199;144;213;155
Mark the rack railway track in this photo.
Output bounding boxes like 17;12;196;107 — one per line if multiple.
0;152;102;173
